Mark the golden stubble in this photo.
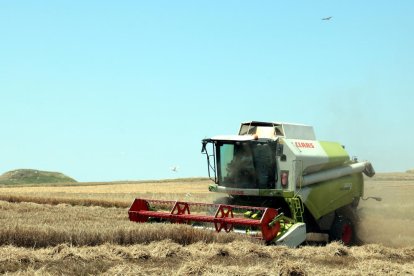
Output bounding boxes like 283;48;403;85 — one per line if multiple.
0;174;413;274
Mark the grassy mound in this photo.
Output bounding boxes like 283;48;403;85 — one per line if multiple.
0;169;76;185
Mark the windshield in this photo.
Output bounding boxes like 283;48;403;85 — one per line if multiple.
217;141;276;189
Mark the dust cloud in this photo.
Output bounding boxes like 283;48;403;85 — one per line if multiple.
356;173;414;247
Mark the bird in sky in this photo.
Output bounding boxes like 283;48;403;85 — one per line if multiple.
170;165;179;173
322;16;332;20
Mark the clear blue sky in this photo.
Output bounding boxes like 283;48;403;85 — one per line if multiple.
1;1;413;181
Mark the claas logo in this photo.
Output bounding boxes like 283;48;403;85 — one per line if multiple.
294;141;315;149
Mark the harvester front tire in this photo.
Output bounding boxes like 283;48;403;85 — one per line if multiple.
329;216;354;246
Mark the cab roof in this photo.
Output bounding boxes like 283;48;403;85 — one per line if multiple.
239;121;316;140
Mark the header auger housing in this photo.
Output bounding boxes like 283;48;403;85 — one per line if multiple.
129;121;375;247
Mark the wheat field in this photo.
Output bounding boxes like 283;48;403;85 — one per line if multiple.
0;174;413;275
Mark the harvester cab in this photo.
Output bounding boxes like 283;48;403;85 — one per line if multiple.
129;121;375;247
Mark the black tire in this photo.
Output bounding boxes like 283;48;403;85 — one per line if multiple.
329;216;354;245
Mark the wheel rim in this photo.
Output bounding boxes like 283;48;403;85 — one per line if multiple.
341;223;352;245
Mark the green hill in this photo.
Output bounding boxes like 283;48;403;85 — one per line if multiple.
0;169;77;185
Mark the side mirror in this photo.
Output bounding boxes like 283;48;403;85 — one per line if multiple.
201;140;208;153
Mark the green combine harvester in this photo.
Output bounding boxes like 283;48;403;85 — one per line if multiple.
129;121;375;247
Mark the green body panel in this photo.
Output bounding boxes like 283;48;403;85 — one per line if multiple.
283;140;351;176
299;173;363;220
317;141;350;170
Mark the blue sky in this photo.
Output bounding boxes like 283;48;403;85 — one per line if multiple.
1;1;413;181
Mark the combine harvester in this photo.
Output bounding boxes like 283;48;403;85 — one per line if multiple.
129;122;375;247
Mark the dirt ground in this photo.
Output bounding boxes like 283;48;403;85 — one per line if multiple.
357;173;414;247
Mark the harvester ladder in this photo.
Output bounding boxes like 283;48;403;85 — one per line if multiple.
287;197;304;223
